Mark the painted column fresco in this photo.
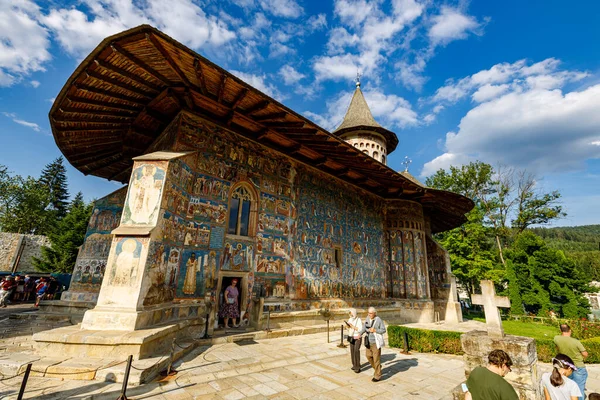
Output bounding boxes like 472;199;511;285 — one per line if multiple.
62;187;127;303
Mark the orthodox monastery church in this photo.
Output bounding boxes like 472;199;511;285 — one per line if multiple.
39;26;473;354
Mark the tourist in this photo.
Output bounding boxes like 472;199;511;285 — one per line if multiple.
359;306;386;382
465;349;519;400
540;354;582;400
345;308;363;373
219;279;240;329
0;276;16;308
554;324;588;399
588;394;600;400
34;279;48;307
23;275;35;301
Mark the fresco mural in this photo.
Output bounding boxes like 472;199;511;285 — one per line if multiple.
65;188;126;301
122;163;166;226
107;237;144;287
176;250;208;298
427;236;449;300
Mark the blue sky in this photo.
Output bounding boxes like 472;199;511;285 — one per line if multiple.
1;0;600;226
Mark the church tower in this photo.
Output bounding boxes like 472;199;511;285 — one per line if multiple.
333;80;399;165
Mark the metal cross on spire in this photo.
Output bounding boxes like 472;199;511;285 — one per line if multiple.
402;156;412;172
355;71;362;88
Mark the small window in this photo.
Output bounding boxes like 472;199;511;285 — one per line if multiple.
373;151;379;159
334;247;342;268
363;150;369;155
228;185;254;236
382;155;386;164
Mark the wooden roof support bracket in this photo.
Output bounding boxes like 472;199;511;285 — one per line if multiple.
73;83;147;105
243;100;270;116
193;58;208;96
231;88;248;109
217;74;228;104
85;69;155;99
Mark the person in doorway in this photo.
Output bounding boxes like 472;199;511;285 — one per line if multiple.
554;324;588;400
345;308;363;373
540;353;582;400
218;279;240;328
465;349;518;400
359;306;386;382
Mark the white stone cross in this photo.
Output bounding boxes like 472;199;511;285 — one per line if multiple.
471;280;510;338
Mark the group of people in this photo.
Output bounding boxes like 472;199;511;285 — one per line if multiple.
465;323;596;400
346;307;387;382
0;275;60;308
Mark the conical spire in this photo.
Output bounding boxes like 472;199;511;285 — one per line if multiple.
334;83;382;133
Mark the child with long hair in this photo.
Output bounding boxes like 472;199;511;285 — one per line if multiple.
540;354;582;400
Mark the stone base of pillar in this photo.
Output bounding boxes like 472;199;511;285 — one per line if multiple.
461;330;540;400
33;318;205;361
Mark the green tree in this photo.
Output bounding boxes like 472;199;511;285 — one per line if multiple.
33;192;92;273
39;157;70;220
0;165;22;230
0;176;53;234
505;231;591;318
505;260;524;315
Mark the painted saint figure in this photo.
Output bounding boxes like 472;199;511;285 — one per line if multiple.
182;252;199;295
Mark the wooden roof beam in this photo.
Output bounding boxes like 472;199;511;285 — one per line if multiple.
58;126;129;133
74;83;146;106
84;69;155;99
57;107;135;118
53;115;134;124
253;112;288;122
83;154;125;175
146;33;192;87
70;148;124;166
110;43;171;86
93;59;163;92
243;100;270;116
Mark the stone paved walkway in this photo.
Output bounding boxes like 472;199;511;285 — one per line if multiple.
0;330;599;400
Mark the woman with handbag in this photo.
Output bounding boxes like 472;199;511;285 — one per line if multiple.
219;279;240;329
346;308;363;373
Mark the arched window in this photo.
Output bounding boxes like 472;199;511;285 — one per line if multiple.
373;151;379;160
227;183;257;237
354;143;358;147
360;142;364;148
362;150;369;155
382;155;386;164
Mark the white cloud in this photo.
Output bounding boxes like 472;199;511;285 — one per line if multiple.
592;141;600;146
431;58;588;105
2;112;41;132
259;0;303;18
229;70;282;100
314;54;361;82
42;0;236;59
0;1;51;87
471;84;510;103
30;80;40;88
422;84;600;177
428;6;481;46
279;65;305;85
307;13;327;32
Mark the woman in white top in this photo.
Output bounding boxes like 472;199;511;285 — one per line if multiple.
346;308;363;373
540;354;582;400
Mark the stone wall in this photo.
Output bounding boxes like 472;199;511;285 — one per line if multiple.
0;232;51;272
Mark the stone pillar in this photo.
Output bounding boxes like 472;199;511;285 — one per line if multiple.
81;151;193;331
461;331;540;400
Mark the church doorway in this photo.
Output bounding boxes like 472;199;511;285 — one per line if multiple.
215;272;249;329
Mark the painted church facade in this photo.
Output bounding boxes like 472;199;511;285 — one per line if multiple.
49;25;473;333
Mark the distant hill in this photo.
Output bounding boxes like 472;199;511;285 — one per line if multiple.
530;225;600;280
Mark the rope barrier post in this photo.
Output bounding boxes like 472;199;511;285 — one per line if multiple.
402;331;410;355
201;312;211;339
117;355;133;400
16;363;31;400
337;324;347;348
327;320;330;343
265;310;271;332
166;338;177;376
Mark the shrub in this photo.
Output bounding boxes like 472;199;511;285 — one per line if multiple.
388;325;599;364
388;326;463;355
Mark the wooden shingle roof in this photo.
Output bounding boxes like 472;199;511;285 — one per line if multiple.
49;25;473;233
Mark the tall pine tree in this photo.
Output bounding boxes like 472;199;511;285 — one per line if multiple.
33;192;92;273
39;157;69;220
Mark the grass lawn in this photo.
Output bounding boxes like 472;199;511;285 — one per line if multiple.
472;318;559;341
